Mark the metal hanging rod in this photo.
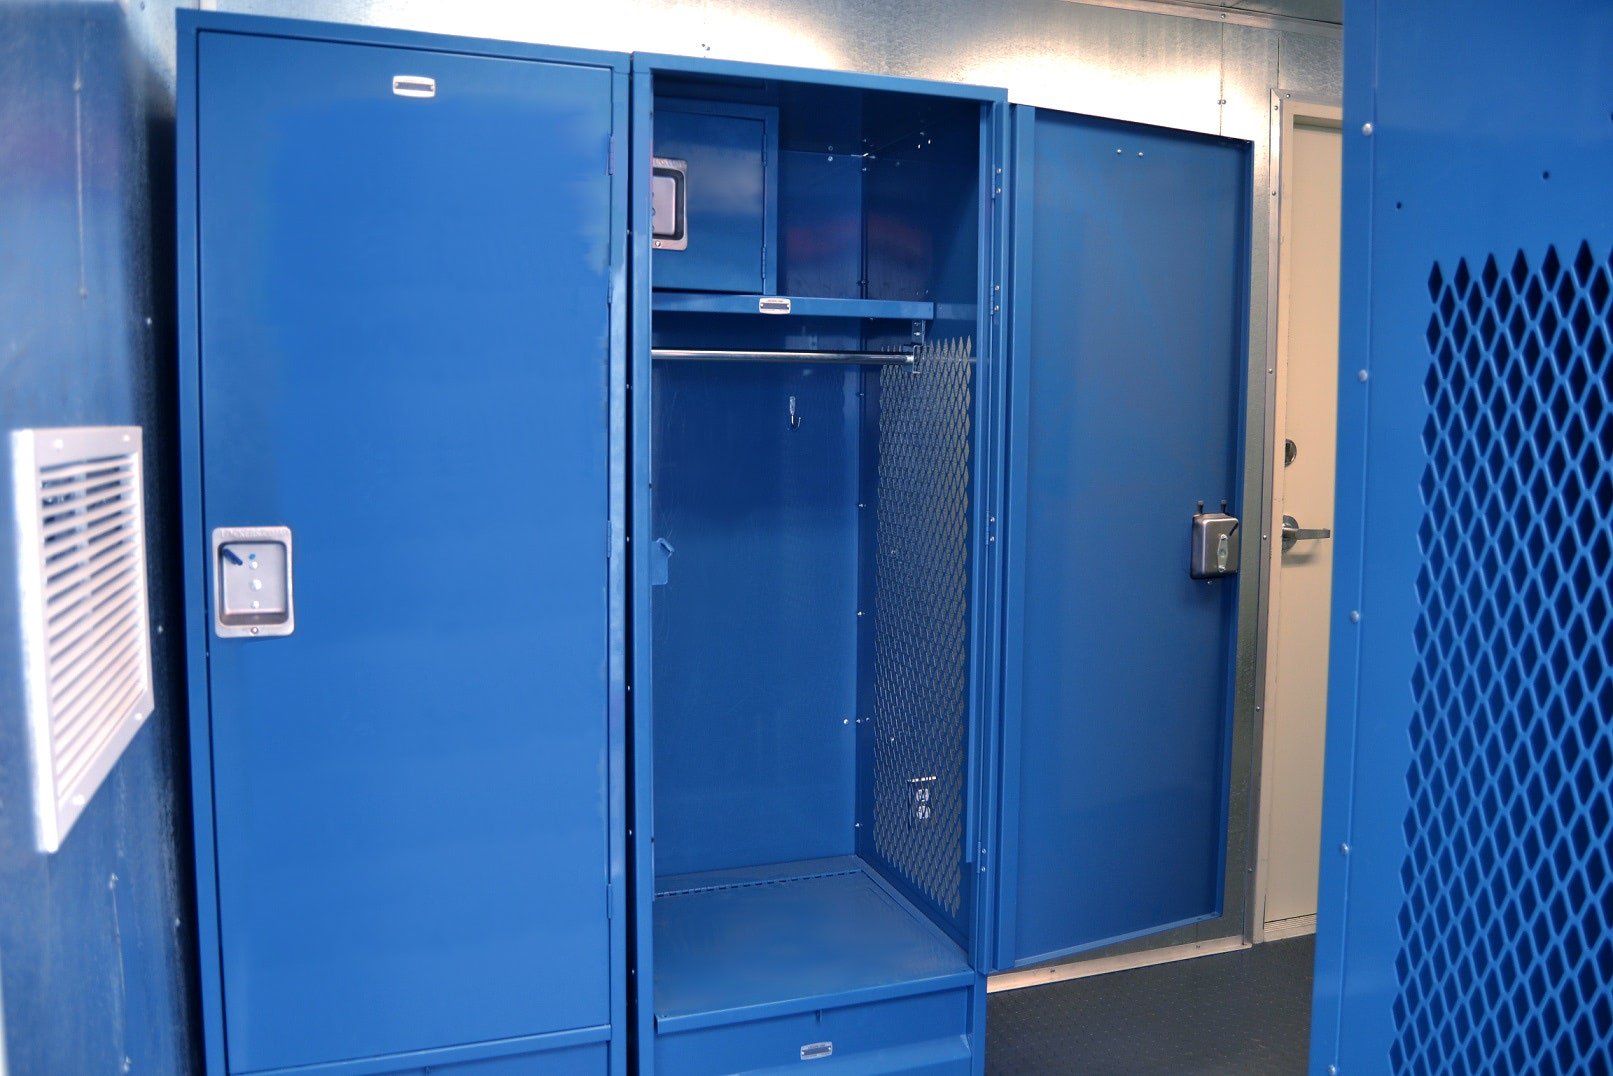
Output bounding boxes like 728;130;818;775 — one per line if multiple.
651;347;916;367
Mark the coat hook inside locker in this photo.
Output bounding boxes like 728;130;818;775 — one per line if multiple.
788;396;801;430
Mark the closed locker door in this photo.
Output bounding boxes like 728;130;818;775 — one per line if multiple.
994;108;1252;969
195;30;617;1072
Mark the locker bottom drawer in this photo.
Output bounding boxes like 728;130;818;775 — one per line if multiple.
654;988;976;1074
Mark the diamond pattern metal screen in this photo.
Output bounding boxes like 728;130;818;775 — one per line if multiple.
872;337;972;923
1396;242;1613;1071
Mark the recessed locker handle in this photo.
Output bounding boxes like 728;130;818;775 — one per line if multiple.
391;75;436;98
212;525;294;638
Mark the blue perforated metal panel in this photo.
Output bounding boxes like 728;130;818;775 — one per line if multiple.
1394;242;1613;1072
1314;3;1613;1071
870;339;974;929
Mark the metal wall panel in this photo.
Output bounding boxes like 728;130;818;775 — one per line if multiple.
0;5;199;1073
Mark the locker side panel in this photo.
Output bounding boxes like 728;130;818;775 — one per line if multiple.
1315;2;1613;1072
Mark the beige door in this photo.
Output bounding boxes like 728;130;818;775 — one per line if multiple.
1262;113;1342;934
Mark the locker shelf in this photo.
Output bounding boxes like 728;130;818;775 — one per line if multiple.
651;291;935;321
652;856;973;1033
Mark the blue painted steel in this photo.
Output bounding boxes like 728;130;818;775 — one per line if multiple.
235;1027;610;1076
1314;2;1613;1072
649;360;861;875
635;52;1011;104
656;988;975;1073
651;101;777;294
651;292;934;320
778;149;865;298
0;6;198;1073
629;51;1004;1076
993;107;1251;971
179;13;627;1074
653;859;971;1029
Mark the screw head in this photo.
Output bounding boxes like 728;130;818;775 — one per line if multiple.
1350;610;1361;623
1339;842;1351;855
1361;122;1374;136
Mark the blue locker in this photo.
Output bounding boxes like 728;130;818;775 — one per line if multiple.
177;14;629;1075
179;15;1256;1074
627;55;1253;1074
1314;2;1613;1072
629;56;1007;1074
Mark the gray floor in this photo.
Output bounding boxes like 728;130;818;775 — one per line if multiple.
987;936;1316;1075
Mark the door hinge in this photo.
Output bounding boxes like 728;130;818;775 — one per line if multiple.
607;135;615;175
760;243;767;281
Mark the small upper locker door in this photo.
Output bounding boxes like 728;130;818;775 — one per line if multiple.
994;107;1253;970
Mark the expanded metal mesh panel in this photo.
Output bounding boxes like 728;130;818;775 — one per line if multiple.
872;337;972;920
1396;243;1613;1072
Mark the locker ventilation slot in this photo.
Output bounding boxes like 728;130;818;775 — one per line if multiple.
1397;244;1613;1072
872;337;972;922
10;427;154;853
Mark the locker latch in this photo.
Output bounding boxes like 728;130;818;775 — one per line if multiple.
212;526;294;637
1189;502;1240;580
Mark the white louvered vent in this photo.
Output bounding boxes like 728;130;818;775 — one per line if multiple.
11;426;154;853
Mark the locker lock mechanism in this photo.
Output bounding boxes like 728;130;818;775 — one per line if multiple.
212;526;294;637
1189;502;1240;580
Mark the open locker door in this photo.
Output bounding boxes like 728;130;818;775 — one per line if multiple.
992;106;1253;970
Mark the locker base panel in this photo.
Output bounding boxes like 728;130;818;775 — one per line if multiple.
654;990;974;1074
233;1024;610;1076
652;857;977;1071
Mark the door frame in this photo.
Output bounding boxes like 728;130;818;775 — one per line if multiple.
1251;90;1343;945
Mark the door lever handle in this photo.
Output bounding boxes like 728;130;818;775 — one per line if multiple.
1281;514;1332;550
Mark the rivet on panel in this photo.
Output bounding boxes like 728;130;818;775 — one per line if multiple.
1361;122;1374;136
1339;843;1351;855
1357;369;1369;382
1350;610;1361;623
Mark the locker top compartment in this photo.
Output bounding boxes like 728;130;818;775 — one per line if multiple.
638;51;1001;352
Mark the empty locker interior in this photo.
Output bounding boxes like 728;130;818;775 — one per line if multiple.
636;61;995;1068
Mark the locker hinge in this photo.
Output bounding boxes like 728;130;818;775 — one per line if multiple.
606;521;614;558
607;136;615;175
606;882;614;919
760;243;767;280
